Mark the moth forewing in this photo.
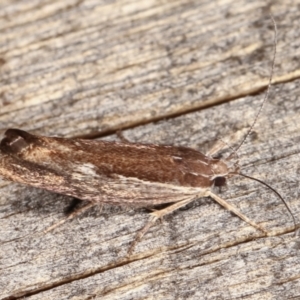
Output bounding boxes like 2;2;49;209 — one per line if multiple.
0;129;223;205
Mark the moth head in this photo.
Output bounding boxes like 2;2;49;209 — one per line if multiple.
210;156;240;188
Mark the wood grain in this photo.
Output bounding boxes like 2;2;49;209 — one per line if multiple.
0;0;300;299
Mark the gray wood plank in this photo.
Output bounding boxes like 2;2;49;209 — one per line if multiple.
0;0;300;299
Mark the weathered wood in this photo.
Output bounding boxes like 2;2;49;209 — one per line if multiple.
0;0;300;299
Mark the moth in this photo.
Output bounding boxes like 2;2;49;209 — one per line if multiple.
0;18;295;255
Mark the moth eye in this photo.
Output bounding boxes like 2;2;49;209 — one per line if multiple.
214;176;226;187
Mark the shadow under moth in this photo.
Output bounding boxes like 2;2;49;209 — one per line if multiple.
0;17;296;255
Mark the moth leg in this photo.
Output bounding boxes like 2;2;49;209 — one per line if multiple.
116;130;130;143
206;191;268;235
206;139;227;157
43;202;95;234
128;196;198;255
64;198;84;215
127;214;158;255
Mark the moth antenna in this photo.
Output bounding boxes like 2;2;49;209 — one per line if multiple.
227;15;277;160
238;172;296;229
231;18;297;232
218;137;239;161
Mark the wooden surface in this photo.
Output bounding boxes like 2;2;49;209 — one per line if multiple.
0;0;300;299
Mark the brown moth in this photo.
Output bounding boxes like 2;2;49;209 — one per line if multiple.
0;128;267;255
0;17;295;254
